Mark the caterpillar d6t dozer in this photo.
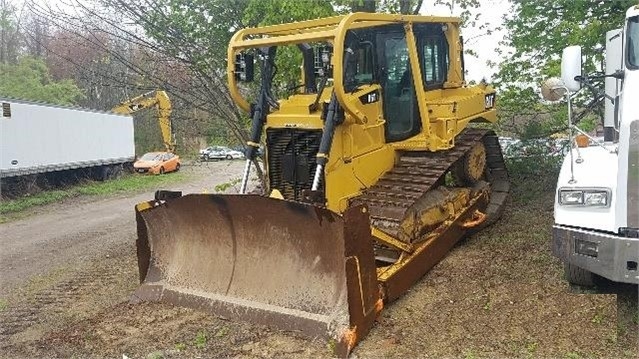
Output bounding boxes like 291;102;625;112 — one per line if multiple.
132;13;509;356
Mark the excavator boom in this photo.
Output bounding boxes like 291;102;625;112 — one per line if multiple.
112;90;175;152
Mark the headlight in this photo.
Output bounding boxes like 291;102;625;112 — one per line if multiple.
584;191;609;206
559;190;583;205
558;188;611;207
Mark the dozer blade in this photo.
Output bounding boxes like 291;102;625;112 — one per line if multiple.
132;194;381;356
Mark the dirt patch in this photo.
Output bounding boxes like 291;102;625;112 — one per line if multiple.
0;163;637;358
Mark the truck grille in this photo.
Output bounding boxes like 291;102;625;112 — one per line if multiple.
628;120;638;229
266;128;323;201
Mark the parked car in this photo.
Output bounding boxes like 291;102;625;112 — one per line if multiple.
200;146;227;161
134;152;180;174
200;146;245;161
222;148;245;160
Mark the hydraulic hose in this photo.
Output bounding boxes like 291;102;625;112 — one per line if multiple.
311;91;342;191
310;47;354;192
240;48;276;194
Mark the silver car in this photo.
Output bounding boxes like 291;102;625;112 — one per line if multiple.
199;147;226;161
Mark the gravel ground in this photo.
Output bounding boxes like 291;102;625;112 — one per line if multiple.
0;160;636;359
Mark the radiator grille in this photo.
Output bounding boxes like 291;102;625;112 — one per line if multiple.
266;128;323;201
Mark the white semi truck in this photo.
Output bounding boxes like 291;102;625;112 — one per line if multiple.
0;98;135;182
547;5;638;286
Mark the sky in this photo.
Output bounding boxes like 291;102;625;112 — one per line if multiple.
419;0;511;82
36;0;512;83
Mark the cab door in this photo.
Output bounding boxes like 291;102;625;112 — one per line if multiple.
376;30;421;143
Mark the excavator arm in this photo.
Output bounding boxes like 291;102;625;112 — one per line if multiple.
112;90;175;152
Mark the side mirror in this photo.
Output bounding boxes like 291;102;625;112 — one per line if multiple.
234;52;254;82
561;46;582;92
314;45;333;78
540;77;567;102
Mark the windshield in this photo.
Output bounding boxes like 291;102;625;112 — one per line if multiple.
140;153;162;161
629;16;639;69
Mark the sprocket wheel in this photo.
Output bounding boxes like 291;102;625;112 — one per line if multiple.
453;141;487;186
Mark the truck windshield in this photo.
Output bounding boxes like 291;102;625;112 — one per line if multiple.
629;16;639;69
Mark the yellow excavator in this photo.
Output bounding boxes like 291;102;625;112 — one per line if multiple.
132;14;509;356
111;90;176;152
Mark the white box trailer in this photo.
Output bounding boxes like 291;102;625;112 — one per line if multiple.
0;98;135;179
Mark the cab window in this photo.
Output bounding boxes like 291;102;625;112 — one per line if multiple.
344;31;377;91
422;36;448;85
414;24;449;89
628;16;639;69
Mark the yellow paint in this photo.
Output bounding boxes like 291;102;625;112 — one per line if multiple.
111;90;175;153
400;188;470;242
269;189;284;199
377;188;488;282
227;13;498;238
371;227;414;253
135;201;153;212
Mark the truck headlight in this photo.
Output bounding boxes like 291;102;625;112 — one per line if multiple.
558;188;611;207
559;190;583;205
584;191;609;206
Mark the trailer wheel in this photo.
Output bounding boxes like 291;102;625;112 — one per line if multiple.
96;166;110;181
109;165;123;180
564;263;594;287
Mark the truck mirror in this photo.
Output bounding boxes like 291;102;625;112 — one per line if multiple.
541;77;567;102
561;46;582;92
234;52;254;82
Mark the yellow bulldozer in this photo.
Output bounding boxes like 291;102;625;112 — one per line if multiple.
132;13;509;356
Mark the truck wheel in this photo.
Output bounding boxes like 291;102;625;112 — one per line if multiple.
175;163;181;172
226;154;232;160
564;263;595;287
204;154;210;161
159;167;165;175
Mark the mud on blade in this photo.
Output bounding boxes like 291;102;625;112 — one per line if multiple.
133;194;380;356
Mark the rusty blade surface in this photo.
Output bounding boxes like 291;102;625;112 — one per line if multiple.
133;194;378;355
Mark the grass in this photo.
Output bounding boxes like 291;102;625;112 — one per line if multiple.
146;351;164;359
591;311;604;324
0;172;187;220
214;178;241;193
463;349;478;359
193;330;207;349
525;341;539;358
0;190;70;214
215;326;229;338
0;298;7;311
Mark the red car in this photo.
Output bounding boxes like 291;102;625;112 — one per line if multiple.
133;152;180;174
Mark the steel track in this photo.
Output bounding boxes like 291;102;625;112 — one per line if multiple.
355;128;510;241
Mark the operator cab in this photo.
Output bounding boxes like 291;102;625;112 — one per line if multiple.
344;24;450;143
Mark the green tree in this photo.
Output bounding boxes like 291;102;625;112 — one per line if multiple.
0;57;84;105
494;0;635;138
0;0;19;64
